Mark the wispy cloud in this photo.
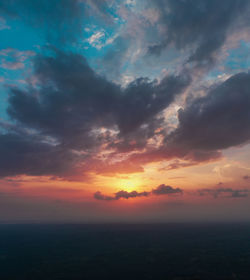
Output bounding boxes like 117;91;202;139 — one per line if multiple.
0;17;10;30
197;188;249;198
0;48;35;70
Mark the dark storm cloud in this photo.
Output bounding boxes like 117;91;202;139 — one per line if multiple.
197;188;249;198
94;184;183;201
0;50;189;178
1;1;249;180
7;51;120;150
8;50;189;144
1;50;119;177
117;73;190;135
114;71;250;169
109;116;166;153
167;72;250;151
0;133;77;177
149;0;249;64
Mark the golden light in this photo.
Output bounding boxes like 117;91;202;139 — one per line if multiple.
112;177;143;192
94;173;153;195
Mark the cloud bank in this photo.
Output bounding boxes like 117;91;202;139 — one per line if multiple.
94;184;249;201
94;184;182;201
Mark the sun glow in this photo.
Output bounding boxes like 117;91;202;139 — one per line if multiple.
113;177;143;192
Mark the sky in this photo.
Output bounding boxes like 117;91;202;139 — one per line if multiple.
1;0;250;223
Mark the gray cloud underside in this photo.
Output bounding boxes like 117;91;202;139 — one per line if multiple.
123;71;250;168
1;48;250;178
0;50;190;178
167;72;250;151
0;48;250;178
0;1;250;178
148;0;250;65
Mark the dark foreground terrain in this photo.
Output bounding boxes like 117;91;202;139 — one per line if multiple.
0;223;250;280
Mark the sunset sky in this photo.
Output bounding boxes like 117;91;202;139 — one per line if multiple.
1;0;250;223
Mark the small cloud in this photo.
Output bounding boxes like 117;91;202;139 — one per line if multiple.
0;48;35;70
84;27;91;32
0;17;10;31
86;29;118;50
1;61;24;70
243;175;250;180
152;184;183;195
115;190;150;199
231;191;248;198
87;31;105;49
197;188;249;199
94;191;115;201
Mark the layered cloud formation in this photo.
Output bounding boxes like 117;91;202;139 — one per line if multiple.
2;49;250;179
0;0;250;183
0;50;190;178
